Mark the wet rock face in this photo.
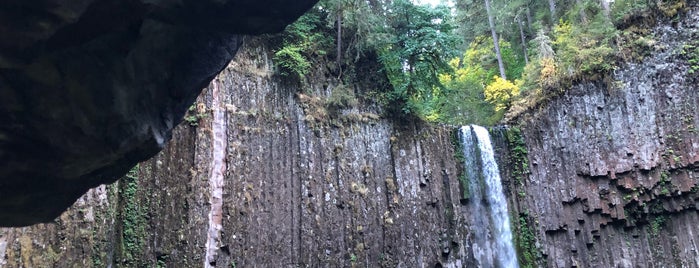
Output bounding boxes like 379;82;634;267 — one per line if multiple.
511;3;699;267
0;40;474;267
0;0;317;226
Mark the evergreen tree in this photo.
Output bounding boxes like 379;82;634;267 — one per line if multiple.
380;0;460;115
484;0;507;80
273;0;666;125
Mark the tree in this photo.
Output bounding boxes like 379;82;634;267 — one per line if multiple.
516;14;529;65
548;0;557;23
484;76;520;111
379;0;460;115
454;0;489;47
436;58;495;125
336;1;342;71
576;0;588;23
484;0;507;80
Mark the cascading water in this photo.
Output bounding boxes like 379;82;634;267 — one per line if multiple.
460;125;518;268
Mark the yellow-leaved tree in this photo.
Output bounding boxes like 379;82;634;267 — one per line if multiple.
484;76;520;112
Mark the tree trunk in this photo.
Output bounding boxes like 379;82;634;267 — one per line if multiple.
367;0;382;14
518;16;529;65
484;0;507;80
576;0;588;24
526;6;533;30
548;0;557;24
336;9;342;73
600;0;611;21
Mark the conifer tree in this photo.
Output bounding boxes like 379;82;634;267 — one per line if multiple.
484;0;507;80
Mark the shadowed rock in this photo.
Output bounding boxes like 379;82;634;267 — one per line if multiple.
0;0;317;226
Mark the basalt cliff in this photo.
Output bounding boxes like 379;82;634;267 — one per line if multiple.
1;2;698;267
509;4;699;266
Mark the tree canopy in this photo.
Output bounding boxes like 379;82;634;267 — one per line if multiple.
273;0;688;125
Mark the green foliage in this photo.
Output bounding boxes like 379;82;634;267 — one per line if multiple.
327;84;359;110
120;165;148;266
515;212;544;268
285;9;331;50
435;56;493;125
378;0;460;117
506;127;529;188
273;0;461;121
157;257;167;268
272;0;669;123
485;76;520;112
273;8;330;79
508;9;619;118
322;0;386;61
650;215;667;236
552;18;616;79
184;104;207;126
430;37;524;125
274;45;312;77
658;170;673;196
611;0;650;24
680;41;699;75
617;26;656;62
656;0;687;17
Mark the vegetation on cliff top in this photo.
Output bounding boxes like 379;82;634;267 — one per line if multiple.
274;0;687;125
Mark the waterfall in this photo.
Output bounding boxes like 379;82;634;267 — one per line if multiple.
460;125;518;268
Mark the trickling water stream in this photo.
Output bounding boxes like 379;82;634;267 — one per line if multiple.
461;125;518;268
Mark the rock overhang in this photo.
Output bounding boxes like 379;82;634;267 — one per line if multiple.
0;0;318;226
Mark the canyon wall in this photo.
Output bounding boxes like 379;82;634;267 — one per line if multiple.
1;3;699;267
0;39;478;267
510;3;699;267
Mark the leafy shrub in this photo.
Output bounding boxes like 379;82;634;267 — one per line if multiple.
327;84;359;110
656;0;686;17
272;7;330;79
273;45;311;78
680;41;699;75
485;76;520;112
537;58;558;89
433;56;495;125
553;19;615;79
612;0;650;24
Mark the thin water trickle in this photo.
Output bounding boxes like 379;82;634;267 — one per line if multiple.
461;125;518;268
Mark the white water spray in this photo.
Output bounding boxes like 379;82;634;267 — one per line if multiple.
460;125;518;268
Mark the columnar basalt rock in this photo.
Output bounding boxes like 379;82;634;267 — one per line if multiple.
0;39;476;267
2;3;699;267
0;0;317;226
509;3;699;266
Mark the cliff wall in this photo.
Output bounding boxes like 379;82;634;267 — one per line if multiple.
2;4;699;267
0;39;475;267
511;3;699;266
